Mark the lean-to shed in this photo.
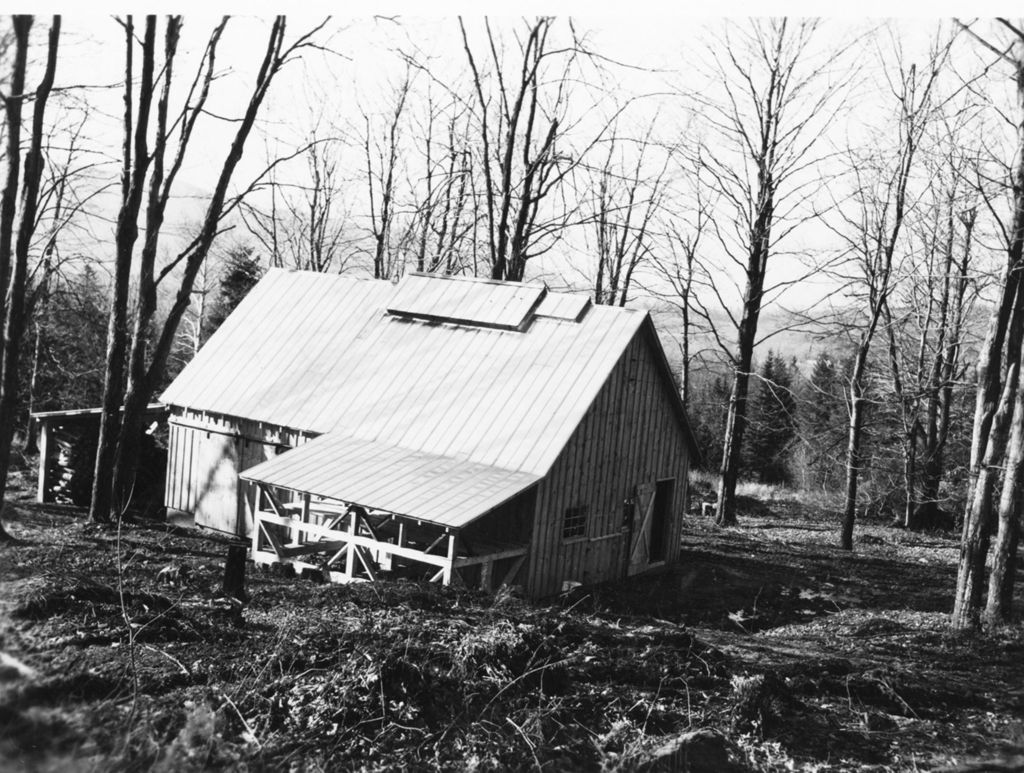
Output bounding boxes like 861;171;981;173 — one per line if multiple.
161;269;699;598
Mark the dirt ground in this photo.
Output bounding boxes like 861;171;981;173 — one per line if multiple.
1;470;1023;772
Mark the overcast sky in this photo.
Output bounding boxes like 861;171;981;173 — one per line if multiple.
9;12;1019;343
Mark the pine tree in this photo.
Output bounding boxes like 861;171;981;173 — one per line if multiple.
204;245;263;341
744;351;798;484
689;372;731;473
800;349;847;490
28;267;109;413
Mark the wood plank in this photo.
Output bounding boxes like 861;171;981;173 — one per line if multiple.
442;534;455;584
452;546;528;568
257;518;287;555
36;421;50;504
344;506;357;580
629;483;656;573
254;512;452;568
277;540;347;559
354;546;378;581
480;560;494;592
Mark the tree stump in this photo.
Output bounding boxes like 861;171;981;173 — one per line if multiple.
222;543;248;601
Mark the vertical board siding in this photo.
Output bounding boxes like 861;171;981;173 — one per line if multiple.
526;328;691;597
165;407;315;537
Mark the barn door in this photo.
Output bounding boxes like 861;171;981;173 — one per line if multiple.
627;482;656;576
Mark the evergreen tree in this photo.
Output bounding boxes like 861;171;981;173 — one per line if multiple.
798;349;852;490
744;351;798;484
27;266;109;414
204;245;263;340
688;371;731;473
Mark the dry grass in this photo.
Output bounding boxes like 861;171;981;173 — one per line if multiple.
1;485;1021;771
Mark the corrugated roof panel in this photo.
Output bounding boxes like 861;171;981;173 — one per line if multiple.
162;270;298;409
394;320;529;454
435;319;573;465
220;275;354;418
387;272;545;329
513;309;643;468
239;433;541;528
481;310;639;470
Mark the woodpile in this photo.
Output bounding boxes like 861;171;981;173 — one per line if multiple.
48;425;96;506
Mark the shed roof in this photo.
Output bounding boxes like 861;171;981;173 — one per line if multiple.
239;433;540;528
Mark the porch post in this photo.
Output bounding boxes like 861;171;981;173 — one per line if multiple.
35;419;49;503
442;532;455;585
344;508;358;580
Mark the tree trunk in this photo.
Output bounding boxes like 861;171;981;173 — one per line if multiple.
222;543;248;601
715;188;771;527
984;372;1024;627
110;18;290;511
0;16;59;515
90;16;156;523
952;287;1024;627
952;57;1024;630
915;205;958;529
111;17;182;514
715;372;748;526
681;289;690;409
901;425;917;529
840;346;870;550
23;319;41;454
0;19;29;320
0;17;31;536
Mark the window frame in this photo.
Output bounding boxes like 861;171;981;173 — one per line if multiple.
561;503;589;541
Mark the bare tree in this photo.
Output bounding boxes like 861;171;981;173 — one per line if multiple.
0;14;60;539
24;108;112;449
647;147;717;409
693;19;851;526
241;134;353;273
85;15;329;520
409;87;476;274
89;15;159;523
951;17;1024;629
364;69;411;279
459;17;596;281
883;127;979;532
829;37;950;550
587;124;670;307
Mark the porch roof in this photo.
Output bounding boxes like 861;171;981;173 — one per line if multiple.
239;432;541;529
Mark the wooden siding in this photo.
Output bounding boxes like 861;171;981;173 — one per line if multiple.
524;326;690;597
165;407;313;537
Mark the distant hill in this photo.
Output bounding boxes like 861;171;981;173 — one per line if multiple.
648;305;840;378
647;302;991;381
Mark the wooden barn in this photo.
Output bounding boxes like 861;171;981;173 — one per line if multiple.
160;269;699;598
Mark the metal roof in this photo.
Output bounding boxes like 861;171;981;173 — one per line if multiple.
161;269;659;478
534;291;591;321
387;272;546;330
239;433;541;528
32;403;167;420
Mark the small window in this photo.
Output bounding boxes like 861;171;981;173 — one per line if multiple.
562;505;589;539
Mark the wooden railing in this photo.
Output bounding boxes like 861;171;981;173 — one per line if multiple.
248;483;528;588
